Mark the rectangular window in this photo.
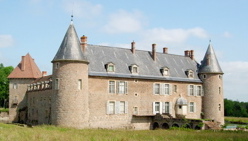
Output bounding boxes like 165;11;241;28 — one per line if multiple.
13;83;18;89
189;85;194;96
197;86;202;96
117;81;127;94
133;107;138;115
219;87;221;94
119;101;125;114
164;102;170;113
78;79;82;90
55;79;59;90
154;83;160;94
108;65;114;72
108;101;115;114
109;81;115;93
155;102;160;114
174;85;177;93
164;84;169;95
189;102;195;112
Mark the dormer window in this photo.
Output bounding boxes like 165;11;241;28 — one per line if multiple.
186;69;194;78
130;64;139;74
161;67;169;76
106;62;115;72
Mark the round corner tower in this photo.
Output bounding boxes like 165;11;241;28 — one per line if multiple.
51;22;89;128
199;43;224;125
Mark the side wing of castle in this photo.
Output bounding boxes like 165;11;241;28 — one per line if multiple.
8;21;224;130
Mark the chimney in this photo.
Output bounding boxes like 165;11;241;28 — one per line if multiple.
163;47;168;54
80;35;87;52
152;44;156;61
131;41;135;54
21;56;25;71
190;50;194;60
184;50;189;57
42;71;47;77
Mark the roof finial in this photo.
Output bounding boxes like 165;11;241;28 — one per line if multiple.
209;39;211;44
70;14;74;24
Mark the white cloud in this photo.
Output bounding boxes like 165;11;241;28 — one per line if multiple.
221;61;248;102
63;0;102;18
0;35;14;48
103;10;145;34
142;27;209;43
223;31;232;38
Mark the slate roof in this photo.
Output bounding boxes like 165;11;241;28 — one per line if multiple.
8;53;42;79
52;23;87;62
199;43;223;74
87;45;202;83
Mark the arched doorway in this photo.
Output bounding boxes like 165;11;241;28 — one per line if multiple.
153;122;159;130
172;123;179;128
162;123;170;129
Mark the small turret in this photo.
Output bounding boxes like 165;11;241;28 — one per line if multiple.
199;43;224;125
51;20;89;128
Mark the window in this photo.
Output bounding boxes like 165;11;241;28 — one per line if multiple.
219;75;222;79
107;101;128;114
13;83;18;89
164;102;170;114
55;79;59;90
117;81;127;94
219;87;221;94
119;101;125;114
154;102;160;114
203;74;207;79
109;81;115;93
189;102;195;112
130;64;139;74
186;70;194;78
154;84;160;94
161;67;169;76
78;79;82;90
55;63;59;69
108;101;115;114
197;86;202;96
133;107;138;115
189;85;194;96
164;84;169;95
219;104;221;111
106;62;115;72
174;85;177;93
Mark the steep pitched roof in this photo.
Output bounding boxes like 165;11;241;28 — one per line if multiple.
87;45;202;83
199;43;223;74
8;53;42;79
52;23;87;62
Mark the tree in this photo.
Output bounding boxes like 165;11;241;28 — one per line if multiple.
0;63;14;108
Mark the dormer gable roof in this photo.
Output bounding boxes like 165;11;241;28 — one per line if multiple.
8;53;42;79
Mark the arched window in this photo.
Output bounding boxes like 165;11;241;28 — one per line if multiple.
106;62;115;72
130;64;139;74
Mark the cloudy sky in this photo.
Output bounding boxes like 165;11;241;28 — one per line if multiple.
0;0;247;101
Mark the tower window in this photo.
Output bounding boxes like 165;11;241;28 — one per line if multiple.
219;104;221;111
55;63;60;69
78;79;82;90
13;83;18;89
219;87;221;94
55;79;59;90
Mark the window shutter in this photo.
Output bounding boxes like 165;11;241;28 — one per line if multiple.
187;85;190;96
160;83;165;95
169;84;172;95
194;85;197;96
125;101;128;114
116;101;120;114
125;81;128;94
152;102;156;115
169;102;172;115
106;101;110;114
159;102;163;114
162;102;165;113
117;81;120;94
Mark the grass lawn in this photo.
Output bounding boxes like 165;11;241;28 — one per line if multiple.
0;108;8;112
0;123;248;141
225;117;248;123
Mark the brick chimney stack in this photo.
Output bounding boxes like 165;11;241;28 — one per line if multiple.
21;56;25;71
42;71;47;77
80;35;87;52
190;50;194;60
184;50;194;60
131;41;135;54
163;47;168;54
152;44;156;61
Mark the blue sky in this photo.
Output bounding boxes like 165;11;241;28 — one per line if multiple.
0;0;247;101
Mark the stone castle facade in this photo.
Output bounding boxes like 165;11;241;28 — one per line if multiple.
8;21;224;130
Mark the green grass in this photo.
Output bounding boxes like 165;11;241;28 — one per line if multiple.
0;123;248;141
0;108;8;112
225;117;248;123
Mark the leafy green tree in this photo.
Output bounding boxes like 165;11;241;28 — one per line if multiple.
0;63;14;108
224;98;248;117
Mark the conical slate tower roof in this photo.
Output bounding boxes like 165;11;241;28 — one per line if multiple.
52;22;87;62
199;43;223;74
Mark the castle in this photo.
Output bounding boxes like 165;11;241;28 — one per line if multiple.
8;20;224;130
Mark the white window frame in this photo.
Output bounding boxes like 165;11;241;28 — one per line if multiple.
153;83;160;95
107;101;115;114
55;78;59;90
107;101;128;115
189;102;195;113
161;67;169;76
13;83;18;89
188;85;194;96
108;81;116;94
153;102;162;114
196;85;202;96
117;81;127;94
131;64;139;74
106;63;115;72
78;79;82;90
